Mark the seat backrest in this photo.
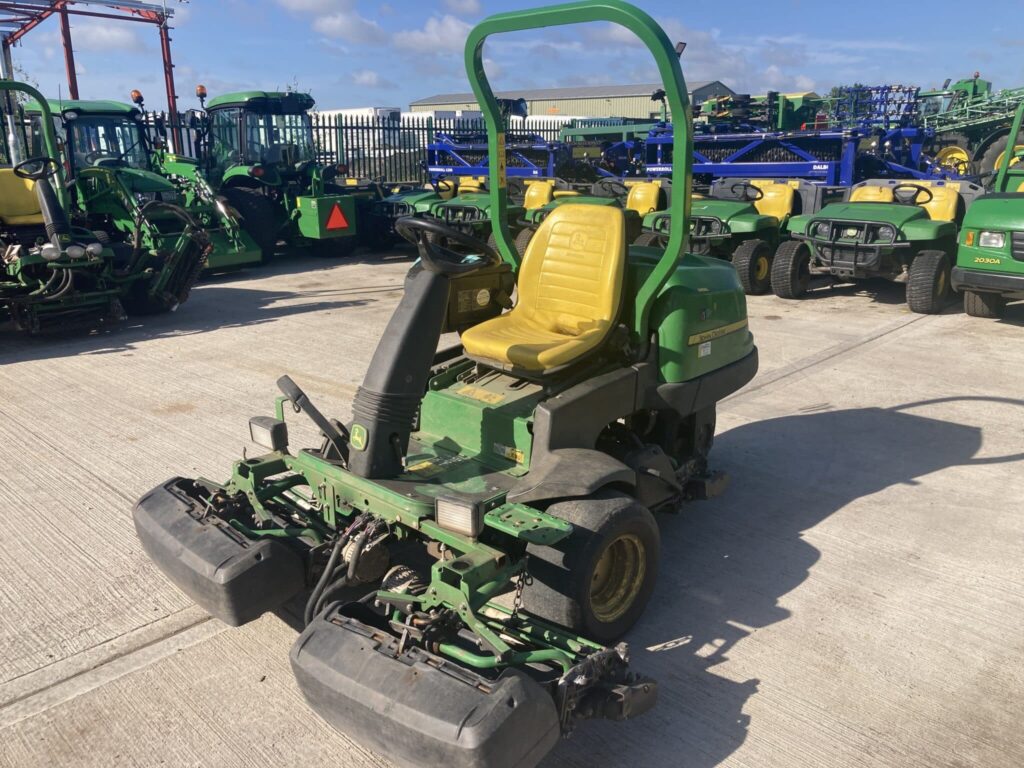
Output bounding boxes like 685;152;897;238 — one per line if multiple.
1016;180;1024;193
919;185;959;222
0;169;43;225
625;182;664;214
518;204;625;336
523;179;555;209
751;181;796;220
849;185;894;203
458;176;486;194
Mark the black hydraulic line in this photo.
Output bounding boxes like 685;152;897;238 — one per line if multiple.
312;528;370;618
304;533;347;627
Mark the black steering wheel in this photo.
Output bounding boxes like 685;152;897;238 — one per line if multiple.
13;156;60;181
892;184;933;205
395;217;502;275
593;177;629;198
730;182;764;202
429;175;454;196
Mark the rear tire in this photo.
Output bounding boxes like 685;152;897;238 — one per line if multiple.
771;240;811;299
907;250;952;314
732;238;772;295
514;227;534;258
221;187;279;259
963;289;1006;318
523;490;659;644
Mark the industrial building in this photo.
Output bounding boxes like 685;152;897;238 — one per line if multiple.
409;81;734;119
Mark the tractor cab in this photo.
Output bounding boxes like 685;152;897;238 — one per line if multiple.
952;102;1024;318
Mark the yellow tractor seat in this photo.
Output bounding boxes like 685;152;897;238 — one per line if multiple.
625;182;664;215
849;185;895;203
523;179;555;210
461;204;626;373
751;181;796;221
918;185;959;222
0;169;44;226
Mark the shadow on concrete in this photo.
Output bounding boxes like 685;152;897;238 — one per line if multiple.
547;397;1024;767
802;276;909;305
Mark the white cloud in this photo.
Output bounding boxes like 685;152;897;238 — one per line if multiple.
443;0;481;14
393;15;471;54
352;69;397;89
69;21;147;53
276;0;342;10
313;10;386;43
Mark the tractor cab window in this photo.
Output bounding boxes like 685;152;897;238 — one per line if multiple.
919;94;955;119
242;109;314;165
208;107;242;176
66;115;149;172
0;100;31;166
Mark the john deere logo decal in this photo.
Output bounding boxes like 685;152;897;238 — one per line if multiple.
350;424;368;451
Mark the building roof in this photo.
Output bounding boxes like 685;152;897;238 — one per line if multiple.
410;81;723;106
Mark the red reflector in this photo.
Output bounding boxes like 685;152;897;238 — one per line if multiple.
326;203;349;230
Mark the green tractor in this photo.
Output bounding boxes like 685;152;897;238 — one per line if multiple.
952;103;1024;318
191;88;364;258
640;178;825;295
772;178;985;313
26;93;262;272
1;81;208;332
132;3;757;766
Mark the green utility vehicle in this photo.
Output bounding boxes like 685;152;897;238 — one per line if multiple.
132;4;758;767
192;88;363;257
952;103;1024;317
1;81;208;333
428;175;528;248
366;175;458;249
772;178;985;313
643;178;825;294
26;94;261;272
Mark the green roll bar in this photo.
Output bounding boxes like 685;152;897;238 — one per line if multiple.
993;102;1024;194
464;0;693;339
0;80;70;213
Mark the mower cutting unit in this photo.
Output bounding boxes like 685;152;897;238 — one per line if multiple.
26;94;261;273
1;81;209;333
774;178;984;313
191;89;365;257
133;4;758;767
952;103;1024;317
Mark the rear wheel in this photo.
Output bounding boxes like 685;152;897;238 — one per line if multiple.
732;238;772;295
523;491;659;644
963;289;1006;318
771;240;811;299
907;250;952;314
514;227;534;258
220;187;279;259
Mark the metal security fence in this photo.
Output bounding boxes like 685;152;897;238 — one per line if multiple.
144;112;565;184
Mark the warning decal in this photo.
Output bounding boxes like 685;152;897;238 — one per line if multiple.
326;203;349;230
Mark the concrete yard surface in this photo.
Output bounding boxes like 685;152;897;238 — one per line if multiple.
0;252;1022;768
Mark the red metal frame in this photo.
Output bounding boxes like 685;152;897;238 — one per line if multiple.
0;1;182;151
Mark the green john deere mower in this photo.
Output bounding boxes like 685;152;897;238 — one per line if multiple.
133;4;757;766
1;81;209;333
191;89;364;258
26;93;261;273
952;103;1024;318
772;178;984;313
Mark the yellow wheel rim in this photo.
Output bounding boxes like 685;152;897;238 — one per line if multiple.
936;146;969;174
937;268;947;296
994;144;1024;171
590;533;647;623
754;254;770;281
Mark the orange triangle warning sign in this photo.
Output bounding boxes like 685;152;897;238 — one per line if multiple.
326;203;349;230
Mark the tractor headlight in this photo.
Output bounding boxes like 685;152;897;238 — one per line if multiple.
249;416;288;451
66;244;86;259
812;221;830;238
877;225;895;242
86;242;104;257
40;243;61;261
435;496;483;538
978;231;1005;248
708;219;722;234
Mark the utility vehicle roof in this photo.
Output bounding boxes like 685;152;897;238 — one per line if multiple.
24;99;140;118
206;91;315;113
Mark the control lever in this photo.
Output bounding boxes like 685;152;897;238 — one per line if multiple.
277;375;349;461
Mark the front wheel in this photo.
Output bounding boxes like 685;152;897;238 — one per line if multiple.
906;250;952;314
514;226;535;258
523;491;659;644
732;238;772;295
771;240;811;299
963;289;1006;318
633;231;662;247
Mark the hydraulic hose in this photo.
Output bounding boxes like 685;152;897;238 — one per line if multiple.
303;534;347;627
311;529;371;618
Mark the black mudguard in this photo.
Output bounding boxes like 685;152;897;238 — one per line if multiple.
290;603;561;768
132;477;305;626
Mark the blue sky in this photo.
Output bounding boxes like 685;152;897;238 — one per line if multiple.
11;0;1024;113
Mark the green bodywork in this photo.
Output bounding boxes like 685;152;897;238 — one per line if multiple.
430;188;526;241
686;197;780;255
198;90;361;250
26;99;261;271
953;103;1024;298
0;82;208;332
